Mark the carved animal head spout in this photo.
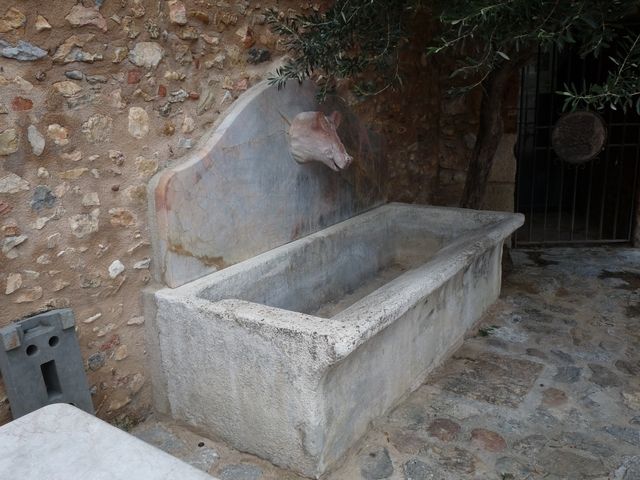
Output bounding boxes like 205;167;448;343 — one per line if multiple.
289;111;353;171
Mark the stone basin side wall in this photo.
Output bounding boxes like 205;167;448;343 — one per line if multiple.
0;2;517;427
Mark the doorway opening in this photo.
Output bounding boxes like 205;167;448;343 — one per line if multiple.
514;43;640;246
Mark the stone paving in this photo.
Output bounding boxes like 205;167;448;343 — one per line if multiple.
133;248;640;479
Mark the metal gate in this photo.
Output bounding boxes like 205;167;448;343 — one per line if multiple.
514;45;640;246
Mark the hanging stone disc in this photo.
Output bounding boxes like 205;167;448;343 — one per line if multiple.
551;111;607;164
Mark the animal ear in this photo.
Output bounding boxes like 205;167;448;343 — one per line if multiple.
312;111;324;130
328;110;342;128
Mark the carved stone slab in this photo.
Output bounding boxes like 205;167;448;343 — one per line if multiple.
552;111;607;164
148;81;385;288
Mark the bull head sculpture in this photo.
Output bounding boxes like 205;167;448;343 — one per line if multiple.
289;111;353;171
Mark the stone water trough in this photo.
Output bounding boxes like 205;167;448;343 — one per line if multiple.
145;81;523;478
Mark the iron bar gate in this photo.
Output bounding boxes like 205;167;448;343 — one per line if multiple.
514;46;640;246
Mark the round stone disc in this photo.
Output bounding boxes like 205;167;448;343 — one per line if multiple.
551;111;607;164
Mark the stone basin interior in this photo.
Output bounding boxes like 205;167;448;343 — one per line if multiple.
197;203;499;319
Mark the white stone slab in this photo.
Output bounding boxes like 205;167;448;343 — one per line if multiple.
0;403;216;480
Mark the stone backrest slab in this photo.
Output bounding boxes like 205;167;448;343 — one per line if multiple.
149;81;385;288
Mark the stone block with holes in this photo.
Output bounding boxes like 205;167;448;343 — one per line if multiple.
0;309;93;418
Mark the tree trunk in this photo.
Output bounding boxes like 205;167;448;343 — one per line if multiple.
460;48;536;209
460;65;515;209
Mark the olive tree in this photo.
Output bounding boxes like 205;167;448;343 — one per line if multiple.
268;1;640;208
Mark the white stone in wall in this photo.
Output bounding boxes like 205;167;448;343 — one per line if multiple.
0;128;18;155
47;124;69;146
128;107;150;139
69;208;100;238
34;15;51;32
5;272;22;294
0;173;29;193
27;125;45;156
109;260;125;278
82;192;100;207
128;42;164;69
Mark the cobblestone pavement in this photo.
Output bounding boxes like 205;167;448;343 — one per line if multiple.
133;248;640;480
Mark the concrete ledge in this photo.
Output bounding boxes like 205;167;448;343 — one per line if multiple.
0;404;216;480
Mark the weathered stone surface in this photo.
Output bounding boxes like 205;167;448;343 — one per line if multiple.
168;1;187;25
0;173;29;194
426;418;460;442
53;81;82;97
494;457;534;479
0;7;26;32
441;350;543;407
550;349;574;364
135;156;158;177
615;359;640;377
31;186;57;211
554;431;614;457
82;114;113;143
588;363;622;388
184;447;218;472
427;446;477;474
114;344;129;361
219;464;262;480
623;391;640;410
127;316;145;326
59;168;88;180
128;42;164;69
5;272;22;294
69;209;100;238
15;286;43;303
88;352;106;371
109;260;125;278
65;5;107;32
133;258;151;269
128;107;149;138
27;125;45;156
82;192;100;207
613;457;640;480
52;34;99;64
0;39;48;61
360;448;393;480
536;449;606;479
47;124;70;146
2;235;27;259
109;208;137;227
112;47;128;63
0;200;12;216
0;129;19;156
470;428;507;452
108;392;131;411
402;459;437;480
554;366;582;384
512;434;547;457
603;426;640;447
542;387;568;407
11;96;32;111
35;15;51;32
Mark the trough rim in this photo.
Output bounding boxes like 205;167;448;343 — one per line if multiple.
155;202;524;360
